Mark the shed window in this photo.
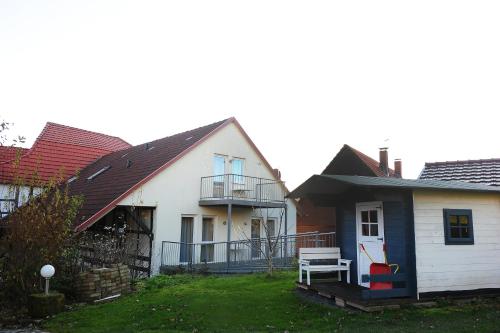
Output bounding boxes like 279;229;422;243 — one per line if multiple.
443;209;474;245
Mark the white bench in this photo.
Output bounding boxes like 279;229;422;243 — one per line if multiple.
299;247;351;286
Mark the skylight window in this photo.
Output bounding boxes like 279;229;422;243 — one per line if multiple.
185;136;193;141
67;176;78;183
87;166;111;181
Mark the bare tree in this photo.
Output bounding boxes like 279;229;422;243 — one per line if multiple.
235;206;287;276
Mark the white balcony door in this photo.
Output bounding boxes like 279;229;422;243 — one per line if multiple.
180;217;194;263
356;202;385;288
200;217;214;263
232;158;244;184
213;155;225;197
251;219;261;258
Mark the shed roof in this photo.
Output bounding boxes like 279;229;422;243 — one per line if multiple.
289;174;500;198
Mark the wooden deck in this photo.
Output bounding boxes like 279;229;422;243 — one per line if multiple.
297;280;428;312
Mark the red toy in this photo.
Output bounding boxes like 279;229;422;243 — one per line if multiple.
360;243;399;290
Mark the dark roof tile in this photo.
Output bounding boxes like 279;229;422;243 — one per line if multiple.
419;158;500;186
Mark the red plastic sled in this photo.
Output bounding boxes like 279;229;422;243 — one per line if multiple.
369;263;392;290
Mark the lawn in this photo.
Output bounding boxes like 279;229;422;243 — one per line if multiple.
45;271;500;333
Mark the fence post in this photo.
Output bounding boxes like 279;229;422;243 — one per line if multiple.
226;203;232;271
284;204;288;266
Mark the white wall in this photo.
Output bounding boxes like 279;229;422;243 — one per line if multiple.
413;190;500;295
117;122;296;274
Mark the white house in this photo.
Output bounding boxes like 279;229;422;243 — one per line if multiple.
69;118;297;277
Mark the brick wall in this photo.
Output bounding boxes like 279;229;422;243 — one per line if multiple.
77;264;130;302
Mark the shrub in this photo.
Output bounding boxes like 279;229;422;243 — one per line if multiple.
0;176;83;306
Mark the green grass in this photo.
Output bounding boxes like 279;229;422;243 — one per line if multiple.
45;271;500;333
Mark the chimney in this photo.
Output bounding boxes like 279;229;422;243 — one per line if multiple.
379;147;389;176
273;168;281;180
394;159;402;178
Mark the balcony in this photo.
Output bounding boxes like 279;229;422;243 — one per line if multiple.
199;174;286;208
160;232;336;273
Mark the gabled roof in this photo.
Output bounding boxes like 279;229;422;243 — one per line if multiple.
419;158;500;186
70;117;286;232
289;174;500;199
322;144;396;177
0;122;131;184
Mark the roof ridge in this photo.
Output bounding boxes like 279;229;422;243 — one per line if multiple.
138;118;233;147
42;122;131;144
425;158;500;166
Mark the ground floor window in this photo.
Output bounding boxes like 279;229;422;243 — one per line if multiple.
443;209;474;245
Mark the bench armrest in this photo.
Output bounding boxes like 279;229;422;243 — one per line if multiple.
338;259;352;266
299;259;310;266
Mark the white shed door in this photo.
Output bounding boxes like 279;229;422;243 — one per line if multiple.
356;202;385;288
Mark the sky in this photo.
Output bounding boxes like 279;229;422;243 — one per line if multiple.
1;1;499;189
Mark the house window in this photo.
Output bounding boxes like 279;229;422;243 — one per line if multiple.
443;209;474;245
232;158;244;184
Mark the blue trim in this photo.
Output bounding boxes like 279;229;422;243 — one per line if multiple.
362;288;410;299
362;273;408;283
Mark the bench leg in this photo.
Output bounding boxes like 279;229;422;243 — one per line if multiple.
307;269;311;286
338;270;341;282
299;267;303;283
347;269;350;284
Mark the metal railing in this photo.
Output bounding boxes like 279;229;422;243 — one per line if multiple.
160;232;336;273
200;174;286;204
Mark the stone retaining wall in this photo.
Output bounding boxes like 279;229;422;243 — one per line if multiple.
77;264;130;302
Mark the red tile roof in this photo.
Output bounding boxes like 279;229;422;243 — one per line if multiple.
322;144;396;177
0;146;28;163
419;158;500;186
0;122;131;184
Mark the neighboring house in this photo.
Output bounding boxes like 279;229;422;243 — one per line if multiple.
297;144;402;234
68;118;297;277
291;175;500;299
0;122;131;217
420;158;500;186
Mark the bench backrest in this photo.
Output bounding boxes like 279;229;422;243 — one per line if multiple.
299;247;341;260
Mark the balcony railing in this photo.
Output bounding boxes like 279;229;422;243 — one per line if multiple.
160;232;336;273
200;174;286;204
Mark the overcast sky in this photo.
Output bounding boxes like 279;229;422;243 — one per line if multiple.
1;1;499;189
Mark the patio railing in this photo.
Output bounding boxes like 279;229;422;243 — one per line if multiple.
160;232;336;273
200;174;286;204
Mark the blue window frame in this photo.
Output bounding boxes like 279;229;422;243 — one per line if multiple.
443;209;474;245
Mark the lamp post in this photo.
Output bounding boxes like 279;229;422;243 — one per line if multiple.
40;264;55;295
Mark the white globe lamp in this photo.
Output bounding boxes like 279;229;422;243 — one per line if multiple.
40;264;55;295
